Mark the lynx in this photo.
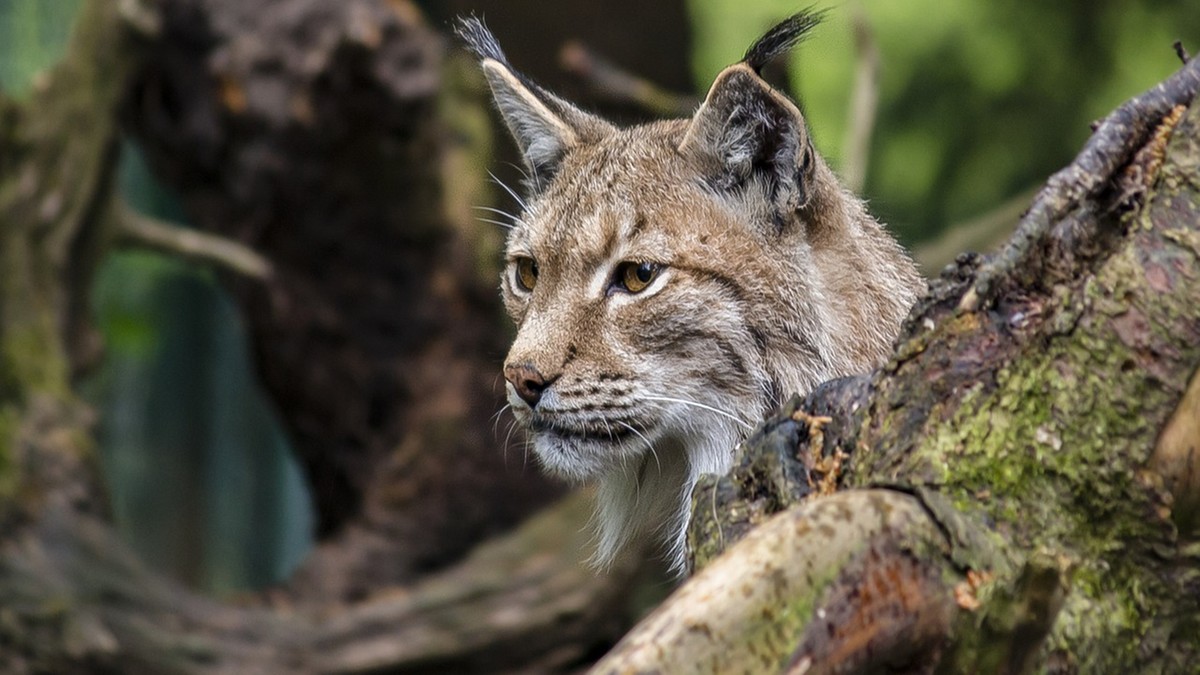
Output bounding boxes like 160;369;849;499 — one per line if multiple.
458;12;924;572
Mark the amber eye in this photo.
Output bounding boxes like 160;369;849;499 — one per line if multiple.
617;261;661;294
514;257;538;292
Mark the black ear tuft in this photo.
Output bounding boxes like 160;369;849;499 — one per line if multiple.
455;16;548;99
454;16;507;65
454;15;616;194
682;10;827;231
743;8;825;74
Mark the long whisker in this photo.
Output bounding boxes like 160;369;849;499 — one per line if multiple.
491;403;512;436
642;395;753;431
502;160;532;184
474;216;515;230
617;420;660;474
472;205;527;226
502;417;524;470
488;170;528;211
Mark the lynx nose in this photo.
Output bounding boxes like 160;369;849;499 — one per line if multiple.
504;363;555;408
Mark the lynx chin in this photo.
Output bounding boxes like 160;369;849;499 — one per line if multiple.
458;11;924;573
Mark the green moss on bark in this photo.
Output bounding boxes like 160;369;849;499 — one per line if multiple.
851;100;1200;671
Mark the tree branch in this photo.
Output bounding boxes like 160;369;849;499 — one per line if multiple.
968;50;1200;308
558;41;699;117
115;201;274;280
595;491;965;674
839;3;880;193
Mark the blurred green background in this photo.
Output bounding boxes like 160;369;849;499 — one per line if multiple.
1;0;1195;593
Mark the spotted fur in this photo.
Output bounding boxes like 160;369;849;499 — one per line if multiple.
458;12;925;573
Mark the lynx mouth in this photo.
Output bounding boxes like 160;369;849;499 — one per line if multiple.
528;415;639;444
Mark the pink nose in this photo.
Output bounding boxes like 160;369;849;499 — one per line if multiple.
504;363;553;408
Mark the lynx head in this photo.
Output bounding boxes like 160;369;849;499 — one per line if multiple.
458;12;923;572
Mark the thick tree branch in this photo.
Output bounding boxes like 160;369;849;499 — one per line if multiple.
596;491;963;674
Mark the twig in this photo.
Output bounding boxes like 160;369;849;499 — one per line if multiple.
840;3;880;193
968;53;1200;307
115;201;273;279
559;41;699;117
1175;41;1191;65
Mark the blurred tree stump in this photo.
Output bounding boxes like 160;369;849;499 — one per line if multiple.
0;0;653;671
123;0;562;592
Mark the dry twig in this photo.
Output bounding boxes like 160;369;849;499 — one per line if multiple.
559;40;699;117
840;3;881;192
116;201;274;279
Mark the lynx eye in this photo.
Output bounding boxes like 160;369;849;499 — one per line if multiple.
616;261;662;294
514;257;538;292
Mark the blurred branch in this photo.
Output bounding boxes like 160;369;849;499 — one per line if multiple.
1176;41;1191;65
559;40;699;117
840;3;880;193
115;201;274;279
912;187;1038;275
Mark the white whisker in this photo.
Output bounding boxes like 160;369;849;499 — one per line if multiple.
643;395;753;431
472;205;527;226
617;420;660;474
491;403;512;436
503;160;532;183
502;417;520;464
474;216;515;230
488;170;528;210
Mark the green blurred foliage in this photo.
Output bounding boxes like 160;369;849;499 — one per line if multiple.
82;148;312;593
687;0;1199;243
0;0;81;93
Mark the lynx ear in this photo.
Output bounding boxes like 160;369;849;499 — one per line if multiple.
456;17;613;189
681;63;815;222
680;11;822;225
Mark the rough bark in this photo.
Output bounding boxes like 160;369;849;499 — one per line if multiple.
600;54;1200;674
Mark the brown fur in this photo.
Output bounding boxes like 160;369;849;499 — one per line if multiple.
459;14;925;572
